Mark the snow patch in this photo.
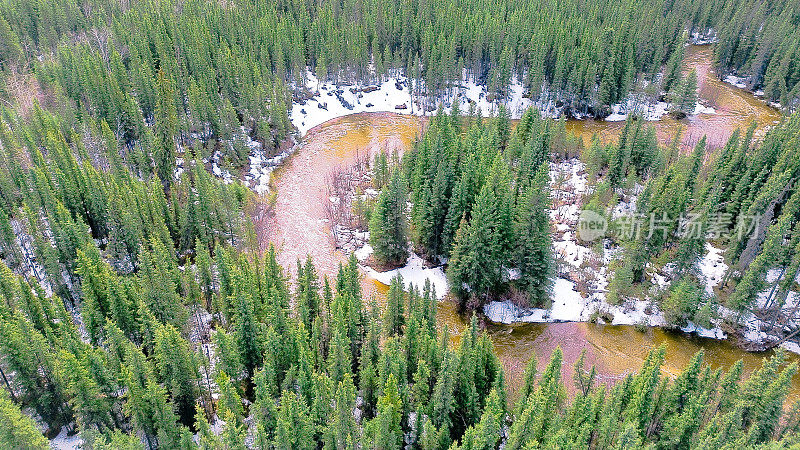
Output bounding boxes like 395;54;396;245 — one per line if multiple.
693;103;716;115
354;244;374;262
605;100;671;122
724;75;748;90
690;30;718;45
680;320;727;339
699;243;727;297
363;252;448;299
290;69;542;136
50;427;82;450
483;277;667;327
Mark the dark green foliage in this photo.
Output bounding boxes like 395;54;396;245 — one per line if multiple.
0;388;48;449
369;169;409;266
400;109;553;309
0;209;798;447
1;0;800;447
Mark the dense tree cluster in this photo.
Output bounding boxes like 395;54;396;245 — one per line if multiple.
582;113;800;330
712;0;800;110
1;0;797;142
1;95;798;448
391;107;562;309
2;238;800;448
2;0;800;446
703;115;800;316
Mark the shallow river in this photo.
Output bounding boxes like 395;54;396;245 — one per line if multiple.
565;45;782;150
268;46;797;401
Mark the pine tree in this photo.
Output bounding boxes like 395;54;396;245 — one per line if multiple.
273;390;315;449
232;292;264;378
383;275;405;337
55;350;113;432
679;69;699;115
369;170;409;266
154;70;178;187
139;238;187;328
153;324;200;427
365;374;404;449
0;387;49;449
0;16;23;69
513;163;553;306
448;153;512;304
297;257;321;333
323;373;359;449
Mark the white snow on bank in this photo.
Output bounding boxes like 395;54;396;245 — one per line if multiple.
290;69;545;136
782;341;800;354
50;427;82;449
245;143;295;195
611;195;637;220
550;278;591;322
605;99;714;123
362;251;449;299
483;277;668;327
699;243;727;297
291;71;412;136
484;278;589;324
196;126;298;195
690;30;718;45
724;74;748;90
208;150;233;184
693;103;717;115
604;100;670;122
354;243;374;262
681;320;727;339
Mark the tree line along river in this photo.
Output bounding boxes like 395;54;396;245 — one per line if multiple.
266;44;797;401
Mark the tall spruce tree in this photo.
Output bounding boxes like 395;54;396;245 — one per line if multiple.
369;170;409;266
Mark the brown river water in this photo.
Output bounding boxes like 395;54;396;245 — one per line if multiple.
565;45;782;150
267;46;798;400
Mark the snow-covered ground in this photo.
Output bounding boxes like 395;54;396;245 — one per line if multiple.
50;427;82;450
699;243;727;297
485;276;662;326
290;69;540;136
724;74;748;90
290;66;720;138
724;75;784;110
690;29;718;45
604;99;715;123
357;247;449;300
196;126;299;195
680;320;727;339
245;138;296;195
483;159;786;347
486;159;670;328
604;101;672;122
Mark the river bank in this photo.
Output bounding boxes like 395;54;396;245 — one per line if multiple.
260;42;798;400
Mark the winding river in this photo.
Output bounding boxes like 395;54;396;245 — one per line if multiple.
566;45;781;150
267;45;798;400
